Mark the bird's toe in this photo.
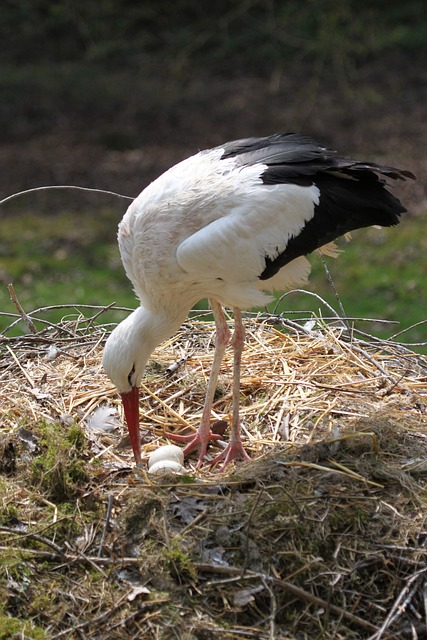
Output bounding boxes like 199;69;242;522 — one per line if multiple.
210;440;251;470
165;430;222;460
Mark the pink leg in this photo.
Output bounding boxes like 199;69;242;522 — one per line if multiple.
210;307;250;468
167;299;231;462
168;303;250;468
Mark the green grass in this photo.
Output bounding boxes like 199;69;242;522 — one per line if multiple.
274;222;427;346
0;209;134;331
1;210;426;350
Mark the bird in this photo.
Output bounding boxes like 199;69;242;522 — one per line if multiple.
102;133;415;469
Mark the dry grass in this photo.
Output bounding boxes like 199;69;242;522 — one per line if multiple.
0;304;426;639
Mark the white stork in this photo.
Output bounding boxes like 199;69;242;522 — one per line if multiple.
102;133;414;468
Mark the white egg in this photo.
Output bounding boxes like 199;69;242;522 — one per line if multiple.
148;460;186;475
148;444;184;469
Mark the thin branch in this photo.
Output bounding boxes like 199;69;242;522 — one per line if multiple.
272;288;342;319
98;494;114;557
0;526;64;554
367;567;427;640
0;185;134;207
196;563;383;635
0;544;139;565
388;318;427;341
48;596;167;639
318;253;351;332
0;302;133;337
7;283;38;334
86;301;118;329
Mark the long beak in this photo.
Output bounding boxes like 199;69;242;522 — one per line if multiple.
120;386;142;466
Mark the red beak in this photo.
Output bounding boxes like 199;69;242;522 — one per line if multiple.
120;386;142;466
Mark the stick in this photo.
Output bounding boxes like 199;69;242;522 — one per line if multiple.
98;494;114;557
318;253;351;332
7;283;38;334
196;563;383;634
0;184;133;206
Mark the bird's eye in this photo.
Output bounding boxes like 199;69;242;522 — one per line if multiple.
128;364;135;386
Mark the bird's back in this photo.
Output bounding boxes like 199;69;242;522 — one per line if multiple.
117;134;415;310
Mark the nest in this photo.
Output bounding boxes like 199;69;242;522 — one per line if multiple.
1;302;427;639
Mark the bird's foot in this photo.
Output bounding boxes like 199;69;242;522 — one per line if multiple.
210;440;250;471
166;423;249;469
165;430;222;464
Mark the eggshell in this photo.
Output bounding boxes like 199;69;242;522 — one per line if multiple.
148;460;186;475
148;444;184;469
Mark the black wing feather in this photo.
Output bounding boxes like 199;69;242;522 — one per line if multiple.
221;133;335;168
260;171;407;280
219;133;415;282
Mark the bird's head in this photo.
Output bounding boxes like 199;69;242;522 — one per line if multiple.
102;308;159;466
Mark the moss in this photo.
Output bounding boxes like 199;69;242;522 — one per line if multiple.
0;550;29;580
0;615;46;639
162;538;197;583
29;420;89;501
123;490;165;536
0;478;20;524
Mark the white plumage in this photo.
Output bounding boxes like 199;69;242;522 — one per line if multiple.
102;133;414;468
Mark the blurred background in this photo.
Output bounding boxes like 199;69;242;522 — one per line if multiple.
0;0;426;346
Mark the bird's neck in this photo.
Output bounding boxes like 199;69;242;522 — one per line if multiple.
125;305;188;376
132;305;186;346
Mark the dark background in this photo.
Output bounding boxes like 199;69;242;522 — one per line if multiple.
0;0;426;340
1;0;426;204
